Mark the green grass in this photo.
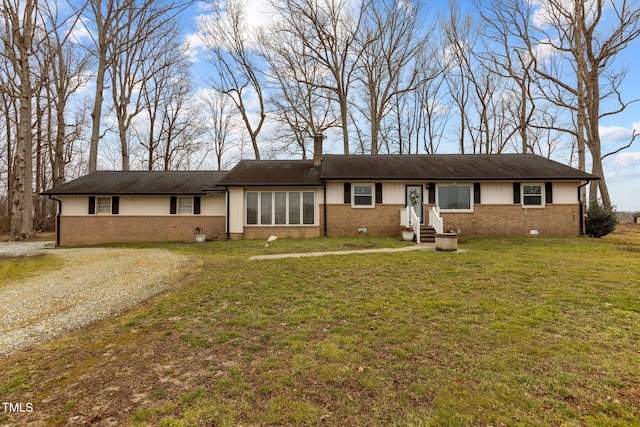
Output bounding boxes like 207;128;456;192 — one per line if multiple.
1;233;640;425
0;254;64;287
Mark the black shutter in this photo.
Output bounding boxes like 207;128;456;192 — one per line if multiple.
428;183;436;204
111;196;119;214
545;182;553;204
170;196;177;214
194;196;201;214
474;183;481;204
513;183;521;204
375;183;383;204
343;183;351;204
88;196;96;214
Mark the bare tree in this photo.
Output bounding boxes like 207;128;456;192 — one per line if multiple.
271;0;369;154
41;2;89;186
198;91;237;170
477;0;538;154
1;0;39;240
259;24;339;158
442;1;474;154
523;0;640;207
356;0;430;154
82;0;191;172
198;0;265;160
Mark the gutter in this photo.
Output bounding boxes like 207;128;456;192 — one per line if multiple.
47;195;62;247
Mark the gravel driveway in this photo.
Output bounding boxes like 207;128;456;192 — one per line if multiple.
0;244;191;356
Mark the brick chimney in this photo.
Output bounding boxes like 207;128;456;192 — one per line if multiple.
313;133;324;166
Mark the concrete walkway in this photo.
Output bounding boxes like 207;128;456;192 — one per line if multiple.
250;243;441;260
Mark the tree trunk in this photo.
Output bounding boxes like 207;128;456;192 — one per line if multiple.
89;50;107;173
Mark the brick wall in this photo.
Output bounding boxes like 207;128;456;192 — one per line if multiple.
438;204;581;236
325;203;581;238
326;204;405;237
58;216;226;246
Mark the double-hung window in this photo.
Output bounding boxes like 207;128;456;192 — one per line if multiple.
438;185;472;211
352;184;374;207
246;191;315;225
97;197;112;214
170;196;201;215
522;184;544;207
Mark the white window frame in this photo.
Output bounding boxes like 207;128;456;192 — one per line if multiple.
352;183;375;208
96;197;112;214
522;183;545;208
246;191;316;226
178;197;194;214
437;184;473;212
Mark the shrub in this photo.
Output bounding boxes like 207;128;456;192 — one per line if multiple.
586;201;617;238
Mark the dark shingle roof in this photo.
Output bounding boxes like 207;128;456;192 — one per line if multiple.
319;154;597;181
218;160;321;186
42;171;229;195
42;154;596;196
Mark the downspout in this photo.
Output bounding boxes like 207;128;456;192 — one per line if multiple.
48;195;62;247
323;180;327;237
577;181;589;235
225;188;230;240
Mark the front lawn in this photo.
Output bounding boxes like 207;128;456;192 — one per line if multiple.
1;232;639;426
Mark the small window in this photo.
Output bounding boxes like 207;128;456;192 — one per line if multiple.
438;185;472;211
522;184;544;207
178;197;193;214
352;184;374;207
97;197;111;214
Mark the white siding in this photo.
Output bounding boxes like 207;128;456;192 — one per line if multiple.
481;183;513;204
384;182;406;204
480;181;580;204
553;182;580;204
326;181;423;205
59;196;90;215
59;195;225;216
326;182;344;204
228;188;245;234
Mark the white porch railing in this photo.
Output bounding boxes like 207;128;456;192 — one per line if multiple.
409;206;420;244
400;206;421;243
429;206;443;234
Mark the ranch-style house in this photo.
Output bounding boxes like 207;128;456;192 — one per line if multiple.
43;136;597;246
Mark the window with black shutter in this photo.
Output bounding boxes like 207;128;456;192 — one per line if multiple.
88;196;96;214
194;196;201;214
343;183;351;204
170;196;177;214
545;182;553;204
111;196;119;214
513;183;521;204
375;183;383;204
474;183;481;204
428;183;436;204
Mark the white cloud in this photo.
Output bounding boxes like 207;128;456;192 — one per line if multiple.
612;151;640;168
599;125;635;144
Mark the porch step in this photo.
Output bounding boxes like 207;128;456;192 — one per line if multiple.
419;225;436;243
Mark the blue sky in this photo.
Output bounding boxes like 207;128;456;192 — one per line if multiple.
181;0;640;211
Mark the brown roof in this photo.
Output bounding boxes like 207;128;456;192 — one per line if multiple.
218;160;321;186
42;171;229;195
318;154;597;181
